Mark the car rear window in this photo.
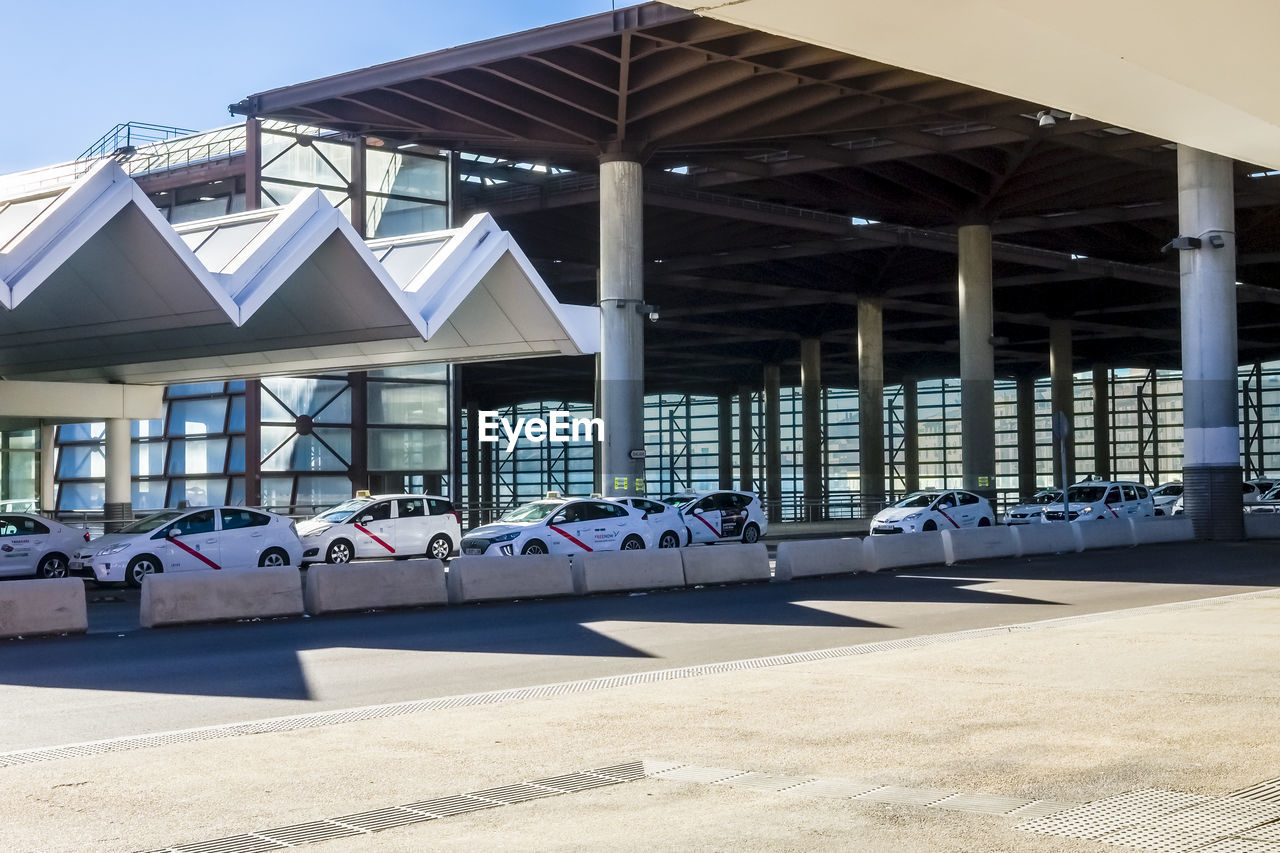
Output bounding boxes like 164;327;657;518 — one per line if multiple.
220;509;270;530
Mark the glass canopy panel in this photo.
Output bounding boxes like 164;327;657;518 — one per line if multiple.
368;196;447;239
376;240;449;286
261;134;349;187
0;195;58;251
262;378;349;419
190;220;272;272
366;150;447;200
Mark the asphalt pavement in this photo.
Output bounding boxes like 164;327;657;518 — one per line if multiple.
2;539;1279;852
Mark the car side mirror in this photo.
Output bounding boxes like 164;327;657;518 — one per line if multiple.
167;528;180;538
358;516;372;524
692;508;703;515
938;503;952;511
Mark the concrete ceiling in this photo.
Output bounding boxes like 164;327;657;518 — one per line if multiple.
667;0;1280;170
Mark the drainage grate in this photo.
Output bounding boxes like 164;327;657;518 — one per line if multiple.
649;764;749;784
713;772;813;793
855;785;956;808
781;779;884;799
933;792;1040;816
144;761;641;852
1234;780;1280;804
1016;789;1213;840
1240;821;1280;842
9;588;1276;771
1194;840;1280;853
1005;800;1081;820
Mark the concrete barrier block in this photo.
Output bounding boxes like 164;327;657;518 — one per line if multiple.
942;526;1018;565
571;550;686;594
864;531;945;572
773;538;865;581
1075;518;1137;550
140;567;303;628
680;543;771;585
1132;517;1195;545
304;560;447;615
446;554;574;603
1245;514;1280;539
1012;523;1081;556
0;578;87;638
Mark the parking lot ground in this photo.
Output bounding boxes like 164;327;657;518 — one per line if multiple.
3;541;1280;851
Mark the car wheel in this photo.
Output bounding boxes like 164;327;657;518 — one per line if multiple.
621;534;645;550
258;548;289;568
36;553;70;579
427;534;452;561
922;520;937;532
978;517;991;527
741;523;760;544
126;555;162;588
326;540;353;563
658;530;681;549
521;539;548;555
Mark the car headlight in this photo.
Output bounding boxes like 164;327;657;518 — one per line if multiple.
97;543;133;556
488;531;521;542
904;512;922;520
1080;506;1094;515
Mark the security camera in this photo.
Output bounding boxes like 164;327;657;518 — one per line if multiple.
647;311;660;323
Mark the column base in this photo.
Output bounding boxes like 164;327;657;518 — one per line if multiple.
1183;465;1245;541
103;502;133;534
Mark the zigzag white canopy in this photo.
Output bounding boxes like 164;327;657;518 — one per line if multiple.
0;160;598;384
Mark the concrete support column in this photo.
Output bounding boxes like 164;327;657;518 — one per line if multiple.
598;157;645;496
903;379;919;494
737;386;754;493
1016;375;1038;498
1049;318;1075;486
104;418;131;532
858;297;885;517
800;338;823;521
244;380;261;508
717;394;734;490
1178;145;1242;539
958;224;996;503
39;424;56;514
763;364;783;524
1092;366;1111;480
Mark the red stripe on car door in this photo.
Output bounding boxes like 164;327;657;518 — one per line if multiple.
937;509;961;528
354;523;395;553
170;537;221;570
548;525;592;551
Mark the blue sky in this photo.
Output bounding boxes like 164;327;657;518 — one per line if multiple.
0;0;625;175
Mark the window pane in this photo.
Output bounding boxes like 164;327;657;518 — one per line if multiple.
132;480;166;511
133;441;166;477
60;481;104;511
228;396;246;432
295;475;352;512
167;439;228;475
367;196;447;238
169;399;227;436
366;150;446;200
368;364;448;381
168;382;226;398
368;382;447;425
261;476;294;510
369;428;447;470
262;378;350;421
169;477;228;508
60;422;105;442
58;445;104;479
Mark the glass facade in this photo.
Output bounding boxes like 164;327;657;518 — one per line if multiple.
459;360;1280;522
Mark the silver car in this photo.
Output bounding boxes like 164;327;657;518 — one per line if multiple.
1002;489;1062;525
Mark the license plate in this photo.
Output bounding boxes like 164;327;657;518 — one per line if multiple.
463;547;483;555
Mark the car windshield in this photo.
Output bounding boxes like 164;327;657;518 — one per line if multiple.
1026;491;1062;505
314;499;372;523
1264;487;1280;502
1156;484;1183;497
893;492;941;509
664;494;698;507
1067;485;1108;503
118;510;185;534
498;501;563;523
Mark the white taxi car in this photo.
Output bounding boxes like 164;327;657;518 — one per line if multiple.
611;496;689;548
0;513;90;579
297;494;461;564
1175;482;1265;515
1042;481;1155;522
664;490;767;544
1002;489;1062;525
71;507;302;587
460;497;652;556
870;489;995;534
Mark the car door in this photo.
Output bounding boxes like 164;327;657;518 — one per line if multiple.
1121;484;1141;517
1101;486;1123;518
545;502;600;553
394;497;429;556
954;491;983;527
161;509;221;572
0;514;45;577
686;495;724;543
716;494;749;539
931;492;962;529
586;501;632;549
219;508;272;568
351;500;396;558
